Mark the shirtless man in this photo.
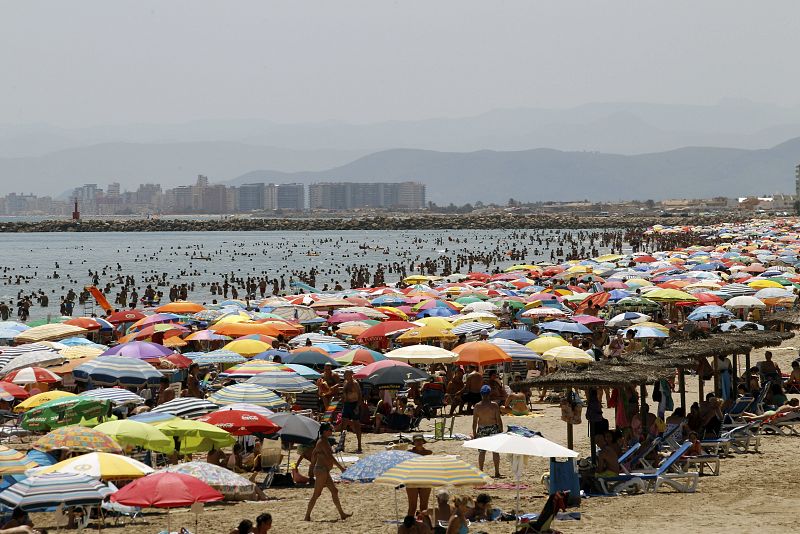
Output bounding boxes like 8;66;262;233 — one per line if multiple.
186;363;203;398
304;423;352;522
318;363;340;409
339;370;363;453
446;367;465;415
461;366;484;414
596;430;623;477
472;385;502;477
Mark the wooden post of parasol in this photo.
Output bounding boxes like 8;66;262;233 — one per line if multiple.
712;353;719;396
566;387;574;450
678;368;686;411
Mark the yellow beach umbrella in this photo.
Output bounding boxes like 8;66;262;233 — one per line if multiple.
413;317;455;330
747;279;783;289
223;339;271;357
14;391;76;413
396;325;457;345
541;345;595;364
375;455;490;488
645;289;697;302
526;336;569;354
39;452;153;480
59;346;104;360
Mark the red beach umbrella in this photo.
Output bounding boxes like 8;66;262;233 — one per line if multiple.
111;472;223;508
198;410;280;436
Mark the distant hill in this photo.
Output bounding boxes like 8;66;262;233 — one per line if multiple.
228;137;800;204
0;142;368;195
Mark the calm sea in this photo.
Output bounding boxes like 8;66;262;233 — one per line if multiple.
0;229;630;321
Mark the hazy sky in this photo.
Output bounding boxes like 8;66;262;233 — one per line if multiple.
2;0;799;127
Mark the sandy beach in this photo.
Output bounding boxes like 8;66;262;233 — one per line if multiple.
23;338;796;534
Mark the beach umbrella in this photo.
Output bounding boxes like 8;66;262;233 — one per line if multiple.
384;345;459;364
2;367;61;385
189;349;246;365
396;325;457;345
0;381;29;401
526;335;569;354
111;471;223;509
607;312;651;327
284;350;341;368
719;320;765;332
129;313;181;331
151;397;219;418
464;431;577;457
222;339;272;357
219;360;285;378
360;364;430;388
724;295;767;309
212;322;283;338
453;341;512;366
198;410;280;436
13;390;75;413
286;363;322;379
375;455;490;488
184;330;231;342
355;321;419;344
489;338;542;361
94;420;174;453
13;324;87;344
0;329;22;340
38;452;154;480
334;348;386;366
33;425;123;454
160;461;256;497
60;345;106;360
686;305;735;321
0;473;111;511
0;445;38;474
341;450;417;483
161;352;193;367
73;355;163;386
156;301;206;314
213;403;274;418
540;320;592;335
269;413;320;444
64;317;113;331
252;348;291;361
450;321;493;336
209;383;288;410
0;321;28;332
128;412;178;424
541;346;594;364
155;419;235;453
121;323;189;343
101;341;174;359
106;310;147;324
645;288;698;302
0;350;65;374
311;342;347;354
246;371;318;393
620;326;669;339
490;329;537;344
21;396;111;431
289;333;349;347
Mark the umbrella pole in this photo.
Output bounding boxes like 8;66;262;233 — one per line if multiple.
167;508;170;533
678;368;686;411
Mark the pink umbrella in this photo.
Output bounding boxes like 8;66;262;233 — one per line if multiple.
571;315;606;326
327;312;369;324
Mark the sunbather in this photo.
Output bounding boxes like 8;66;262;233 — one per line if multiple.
786;361;800;392
596;430;623;477
743;398;800;421
446;495;472;534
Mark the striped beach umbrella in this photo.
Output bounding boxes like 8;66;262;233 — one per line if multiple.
246;371;318;393
151;397;218;418
33;425;123;454
0;350;65;374
2;367;61;385
0;445;38;474
0;473;111;511
219;360;286;378
489;338;542;361
209;383;288;410
334;347;386;366
450;321;493;336
375;455;491;488
80;388;145;406
39;452;154;480
60;345;106;360
73;356;162;386
288;333;348;347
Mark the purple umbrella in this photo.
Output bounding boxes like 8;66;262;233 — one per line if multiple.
101;341;174;360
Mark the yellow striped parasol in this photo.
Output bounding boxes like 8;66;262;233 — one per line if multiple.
374;455;490;488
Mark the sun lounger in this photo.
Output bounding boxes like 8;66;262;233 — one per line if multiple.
680;454;721;476
598;442;699;494
702;422;759;455
721;396;755;430
761;411;800;436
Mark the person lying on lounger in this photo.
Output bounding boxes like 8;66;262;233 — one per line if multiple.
742;398;800;421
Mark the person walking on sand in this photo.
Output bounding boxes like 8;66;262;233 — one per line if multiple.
304;423;352;522
472;385;503;478
339;369;363;453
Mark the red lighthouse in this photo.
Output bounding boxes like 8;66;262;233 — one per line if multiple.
72;198;80;221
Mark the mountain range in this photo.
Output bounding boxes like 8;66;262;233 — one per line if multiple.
1;100;799;203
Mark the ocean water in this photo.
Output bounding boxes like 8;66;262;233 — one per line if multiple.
0;229;631;321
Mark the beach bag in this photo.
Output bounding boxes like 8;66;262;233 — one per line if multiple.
697;358;713;381
652;385;662;403
571;405;582;425
560;399;574;423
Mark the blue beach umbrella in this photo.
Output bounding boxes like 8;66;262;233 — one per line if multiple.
73;356;162;386
0;473;111;511
342;450;418;483
540;320;592;335
490;329;537;344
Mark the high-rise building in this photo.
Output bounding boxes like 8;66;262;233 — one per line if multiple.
238;183;265;211
275;183;305;210
201;185;228;213
308;181;425;210
107;182;121;198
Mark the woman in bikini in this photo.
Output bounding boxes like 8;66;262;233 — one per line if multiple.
304;423;352;522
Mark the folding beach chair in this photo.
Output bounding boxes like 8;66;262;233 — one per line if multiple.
254;438;283;490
